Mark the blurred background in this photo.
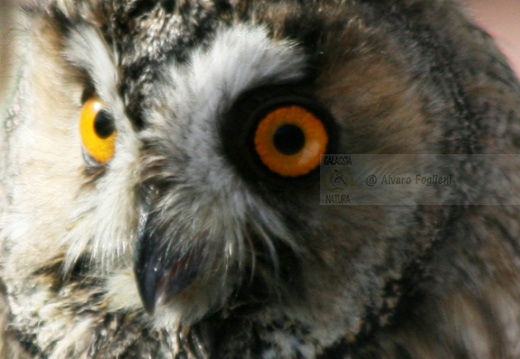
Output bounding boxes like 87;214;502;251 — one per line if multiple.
464;0;520;76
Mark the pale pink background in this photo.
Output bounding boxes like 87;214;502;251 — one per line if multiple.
463;0;520;77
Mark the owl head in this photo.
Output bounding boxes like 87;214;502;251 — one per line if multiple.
2;0;497;356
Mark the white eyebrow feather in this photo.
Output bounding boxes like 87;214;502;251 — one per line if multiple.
166;24;307;120
65;25;119;107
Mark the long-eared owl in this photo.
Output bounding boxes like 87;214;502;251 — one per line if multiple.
1;0;520;358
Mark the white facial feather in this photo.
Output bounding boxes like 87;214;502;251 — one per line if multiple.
61;26;140;272
187;24;306;109
65;26;119;108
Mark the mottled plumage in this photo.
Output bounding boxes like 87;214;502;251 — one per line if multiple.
2;0;520;358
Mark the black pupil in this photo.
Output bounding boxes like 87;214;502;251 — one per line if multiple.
94;110;115;139
273;124;305;155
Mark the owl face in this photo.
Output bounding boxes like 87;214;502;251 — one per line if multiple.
1;0;452;355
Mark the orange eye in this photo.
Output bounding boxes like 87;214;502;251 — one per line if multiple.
79;97;116;165
254;106;328;177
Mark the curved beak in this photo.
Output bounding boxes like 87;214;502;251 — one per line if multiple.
134;212;201;314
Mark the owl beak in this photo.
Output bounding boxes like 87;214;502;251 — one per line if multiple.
134;213;200;314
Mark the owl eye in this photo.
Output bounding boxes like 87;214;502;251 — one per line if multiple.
79;97;116;165
222;86;338;184
254;106;328;177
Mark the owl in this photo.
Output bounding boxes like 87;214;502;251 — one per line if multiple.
1;0;520;358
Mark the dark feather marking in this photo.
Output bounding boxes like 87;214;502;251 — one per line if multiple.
110;0;234;128
32;255;97;292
